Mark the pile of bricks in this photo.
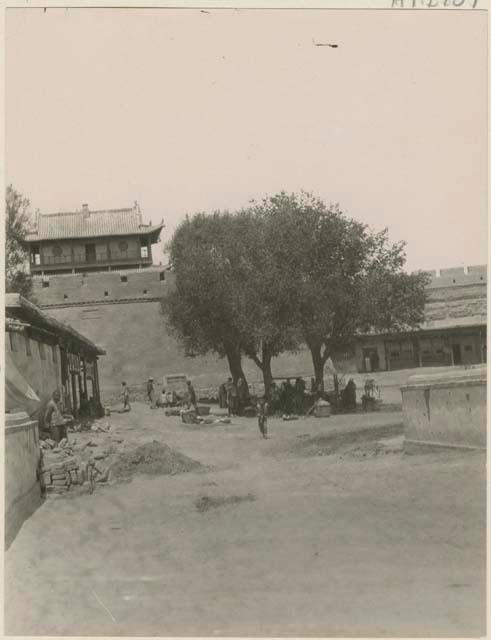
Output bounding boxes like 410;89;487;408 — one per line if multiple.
39;437;103;495
40;437;86;495
40;455;83;495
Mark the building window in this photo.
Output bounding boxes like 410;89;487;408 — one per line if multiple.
104;291;109;297
140;237;149;259
121;275;128;283
31;245;41;265
464;345;473;352
159;272;165;281
25;335;31;356
42;281;50;288
39;342;46;360
9;332;17;352
118;240;128;252
53;244;63;257
143;289;148;294
52;345;58;363
63;294;68;299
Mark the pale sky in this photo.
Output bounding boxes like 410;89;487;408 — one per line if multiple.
6;8;487;271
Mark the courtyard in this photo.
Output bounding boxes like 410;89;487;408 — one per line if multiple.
5;403;486;637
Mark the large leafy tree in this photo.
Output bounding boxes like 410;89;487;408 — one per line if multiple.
6;185;34;299
163;192;428;400
162;208;302;398
234;202;303;398
161;212;250;385
256;192;429;392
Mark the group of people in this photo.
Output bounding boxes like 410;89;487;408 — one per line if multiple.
145;377;198;412
270;377;307;416
218;377;249;416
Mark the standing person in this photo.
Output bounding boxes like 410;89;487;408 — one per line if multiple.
310;377;316;394
121;381;131;412
294;377;306;414
237;377;248;415
257;397;269;439
282;378;294;415
270;382;280;414
226;377;238;416
44;390;67;443
146;377;154;403
186;380;198;412
79;392;91;430
218;381;228;409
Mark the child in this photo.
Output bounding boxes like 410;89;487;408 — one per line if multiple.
257;397;269;439
121;381;131;412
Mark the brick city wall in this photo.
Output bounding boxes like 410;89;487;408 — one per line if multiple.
32;267;167;306
424;266;486;323
32;264;487;400
48;298;316;401
425;264;486;289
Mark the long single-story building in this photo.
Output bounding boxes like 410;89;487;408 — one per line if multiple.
333;265;487;374
5;294;105;547
6;293;105;417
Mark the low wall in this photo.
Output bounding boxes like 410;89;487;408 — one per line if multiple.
5;412;42;548
400;365;486;450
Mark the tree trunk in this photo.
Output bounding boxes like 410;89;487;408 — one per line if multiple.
248;344;274;400
261;353;274;401
310;343;325;396
225;343;248;387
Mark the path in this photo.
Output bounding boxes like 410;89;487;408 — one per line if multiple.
5;403;486;637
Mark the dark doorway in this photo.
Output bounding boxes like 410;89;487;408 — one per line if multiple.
85;243;96;263
452;344;462;366
362;348;380;373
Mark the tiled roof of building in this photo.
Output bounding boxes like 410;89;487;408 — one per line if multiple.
25;204;164;242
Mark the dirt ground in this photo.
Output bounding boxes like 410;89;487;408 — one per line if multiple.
5;403;486;637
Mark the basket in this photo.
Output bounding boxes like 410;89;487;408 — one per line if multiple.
314;404;331;418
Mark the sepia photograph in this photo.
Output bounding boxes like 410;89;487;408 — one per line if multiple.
3;3;487;637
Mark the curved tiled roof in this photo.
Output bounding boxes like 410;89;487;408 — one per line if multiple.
25;206;164;242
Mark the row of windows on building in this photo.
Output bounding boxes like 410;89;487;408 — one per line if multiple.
42;272;165;288
43;289;156;299
387;338;475;359
30;238;152;265
8;332;58;363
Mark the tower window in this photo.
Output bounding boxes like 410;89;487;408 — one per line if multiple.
63;294;68;299
159;272;165;281
143;289;148;294
140;237;149;259
120;275;128;283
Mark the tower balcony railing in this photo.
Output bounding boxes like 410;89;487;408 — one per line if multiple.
32;250;152;268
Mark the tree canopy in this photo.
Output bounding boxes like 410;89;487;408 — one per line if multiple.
251;192;429;391
162;191;429;397
6;185;34;300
